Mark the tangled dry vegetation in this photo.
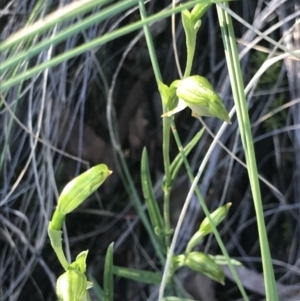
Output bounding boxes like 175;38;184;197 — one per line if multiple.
0;1;300;300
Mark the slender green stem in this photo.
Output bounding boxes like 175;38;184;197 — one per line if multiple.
138;0;172;247
216;3;278;301
162;120;172;247
183;39;195;78
182;16;197;79
54;245;70;271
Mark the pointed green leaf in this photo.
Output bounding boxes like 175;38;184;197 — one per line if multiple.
112;266;162;284
182;9;196;38
158;80;178;111
209;254;242;266
158;80;171;107
191;3;212;24
141;148;164;243
70;250;89;274
104;243;114;301
48;227;63;250
48;226;69;271
169;128;205;184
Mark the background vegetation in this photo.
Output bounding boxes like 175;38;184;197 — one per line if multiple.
0;0;299;300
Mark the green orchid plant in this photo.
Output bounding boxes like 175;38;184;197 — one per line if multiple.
48;164;112;301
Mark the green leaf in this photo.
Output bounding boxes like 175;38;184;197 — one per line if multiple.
181;9;198;77
169;128;205;185
185;252;225;285
191;3;212;24
48;226;69;271
104;243;114;301
141;148;164;243
181;9;197;37
57;164;112;215
48;227;63;249
112;266;162;285
158;81;171;107
70;250;89;274
158;80;178;111
209;254;242;266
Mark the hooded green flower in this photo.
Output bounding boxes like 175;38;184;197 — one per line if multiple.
56;269;87;301
162;75;231;124
185;251;225;284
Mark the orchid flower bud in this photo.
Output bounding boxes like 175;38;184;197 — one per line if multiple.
198;203;232;238
186;203;232;252
57;164;112;215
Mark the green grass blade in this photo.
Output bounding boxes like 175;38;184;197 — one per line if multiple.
141;148;165;245
216;3;278;301
0;0;224;93
0;0;111;52
169;128;205;184
103;243;114;301
0;0;137;74
112;266;162;284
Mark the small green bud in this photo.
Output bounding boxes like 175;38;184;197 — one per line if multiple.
199;203;232;237
56;269;87;301
162;76;231;124
185;252;225;284
186;203;231;252
57;164;112;215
